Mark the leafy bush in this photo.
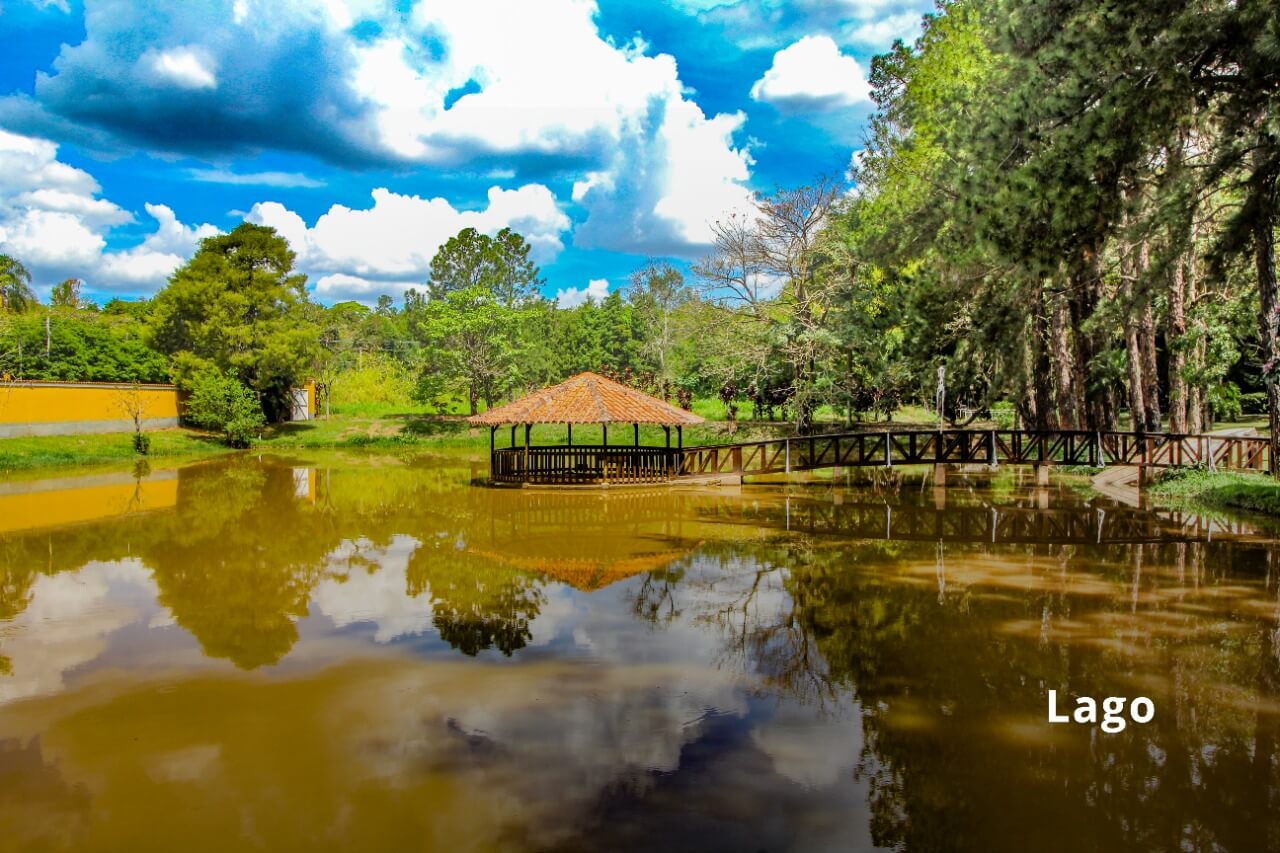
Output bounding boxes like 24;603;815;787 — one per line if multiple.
1208;381;1242;422
1240;391;1268;415
132;432;151;455
333;355;417;413
989;401;1017;429
0;309;168;382
185;371;265;448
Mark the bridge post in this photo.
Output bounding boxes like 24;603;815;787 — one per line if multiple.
785;438;791;474
933;463;947;487
988;430;998;467
884;432;891;468
1034;464;1050;486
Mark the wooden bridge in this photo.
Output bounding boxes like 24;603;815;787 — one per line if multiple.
675;429;1270;479
489;429;1270;486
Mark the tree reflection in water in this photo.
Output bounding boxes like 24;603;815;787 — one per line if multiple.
751;534;1280;851
2;458;1280;850
406;541;544;656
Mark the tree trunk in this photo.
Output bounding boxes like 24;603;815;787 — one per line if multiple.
1132;227;1163;432
1139;301;1161;431
1120;230;1146;435
1033;287;1054;430
1068;246;1105;430
1187;353;1204;433
1254;159;1279;474
1167;254;1188;434
1186;242;1205;434
469;383;478;417
1050;291;1077;428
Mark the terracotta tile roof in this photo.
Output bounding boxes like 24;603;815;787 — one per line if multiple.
467;372;703;425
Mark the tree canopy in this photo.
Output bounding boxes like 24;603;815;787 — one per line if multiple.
149;223;319;420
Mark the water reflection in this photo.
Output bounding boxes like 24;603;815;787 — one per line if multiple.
0;455;1278;850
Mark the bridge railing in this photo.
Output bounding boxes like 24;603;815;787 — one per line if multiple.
676;429;1271;477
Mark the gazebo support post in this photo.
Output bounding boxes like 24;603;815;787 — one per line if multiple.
465;372;706;487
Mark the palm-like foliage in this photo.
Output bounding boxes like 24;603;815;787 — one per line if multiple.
0;255;36;313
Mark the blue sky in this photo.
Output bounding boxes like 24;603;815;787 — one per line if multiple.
0;0;931;305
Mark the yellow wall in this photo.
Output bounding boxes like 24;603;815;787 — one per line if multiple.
0;381;180;425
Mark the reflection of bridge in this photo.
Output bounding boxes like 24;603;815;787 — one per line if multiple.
696;499;1269;546
677;429;1270;479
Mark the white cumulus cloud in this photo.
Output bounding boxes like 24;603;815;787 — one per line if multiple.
750;36;872;113
555;278;610;308
0;0;756;258
0;130;216;293
248;184;571;304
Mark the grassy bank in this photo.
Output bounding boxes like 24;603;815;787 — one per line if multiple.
0;430;229;474
1147;466;1280;517
0;411;798;476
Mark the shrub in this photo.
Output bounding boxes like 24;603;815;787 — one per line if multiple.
132;432;151;455
989;401;1017;429
1208;381;1242;422
185;371;265;448
1240;391;1268;415
333;356;416;413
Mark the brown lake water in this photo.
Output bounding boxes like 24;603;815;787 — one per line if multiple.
1;452;1279;852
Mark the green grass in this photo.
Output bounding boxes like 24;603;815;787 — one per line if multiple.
0;429;228;474
1148;466;1280;517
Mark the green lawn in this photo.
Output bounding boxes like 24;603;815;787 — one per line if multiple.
1147;466;1280;517
0;429;228;474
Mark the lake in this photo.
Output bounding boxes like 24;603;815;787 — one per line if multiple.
1;452;1278;851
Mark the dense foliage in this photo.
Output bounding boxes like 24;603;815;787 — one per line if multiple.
150;223;319;421
0;303;168;382
184;370;266;448
835;0;1278;448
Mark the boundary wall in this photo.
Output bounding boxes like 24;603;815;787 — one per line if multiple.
0;381;180;438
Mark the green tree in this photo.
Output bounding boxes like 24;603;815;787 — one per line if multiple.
413;228;546;413
628;261;691;380
50;278;83;309
427;227;543;305
149;223;318;421
184;370;266;447
0;310;169;382
0;255;36;313
695;182;842;432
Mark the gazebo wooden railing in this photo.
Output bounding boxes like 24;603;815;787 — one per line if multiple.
491;445;682;485
469;372;706;487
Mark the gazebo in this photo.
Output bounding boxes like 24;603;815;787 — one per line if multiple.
467;372;704;486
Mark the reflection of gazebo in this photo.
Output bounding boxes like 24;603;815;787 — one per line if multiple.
469;546;697;591
467;372;704;486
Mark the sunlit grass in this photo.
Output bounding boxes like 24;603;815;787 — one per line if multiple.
0;429;225;474
1149;466;1280;517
